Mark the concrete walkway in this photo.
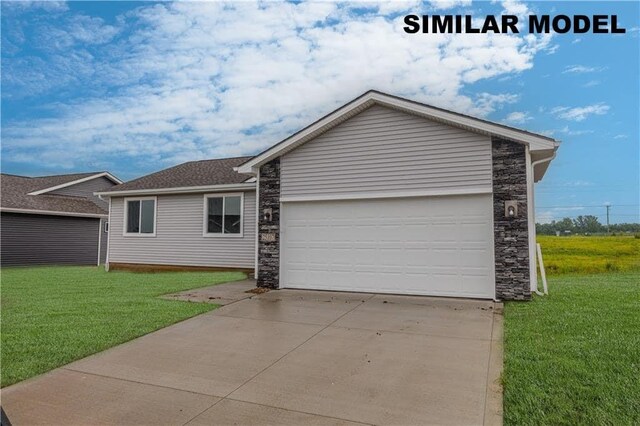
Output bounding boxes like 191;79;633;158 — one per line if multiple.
2;285;503;425
161;279;261;305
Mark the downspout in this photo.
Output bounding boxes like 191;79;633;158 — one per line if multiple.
530;150;557;296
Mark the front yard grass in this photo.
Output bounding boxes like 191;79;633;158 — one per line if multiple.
503;271;640;425
0;266;245;387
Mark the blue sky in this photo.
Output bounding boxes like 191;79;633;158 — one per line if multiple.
1;1;638;223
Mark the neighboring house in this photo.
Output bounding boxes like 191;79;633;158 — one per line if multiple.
99;90;558;301
1;172;121;266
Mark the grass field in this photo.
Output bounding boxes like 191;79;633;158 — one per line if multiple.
0;266;245;387
504;236;640;424
537;235;640;275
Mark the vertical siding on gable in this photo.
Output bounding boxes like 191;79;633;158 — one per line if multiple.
107;191;256;269
280;105;493;198
0;213;100;266
51;176;115;210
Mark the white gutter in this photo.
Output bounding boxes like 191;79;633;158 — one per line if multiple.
0;207;107;218
95;182;256;197
530;150;557;296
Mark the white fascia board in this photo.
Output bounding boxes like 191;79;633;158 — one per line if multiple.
0;207;107;218
95;182;256;197
237;91;558;173
28;172;123;195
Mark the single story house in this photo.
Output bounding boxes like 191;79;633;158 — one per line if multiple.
1;171;121;266
98;91;558;301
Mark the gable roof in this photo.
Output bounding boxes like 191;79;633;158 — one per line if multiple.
237;90;559;174
1;173;110;217
27;171;122;195
97;157;255;196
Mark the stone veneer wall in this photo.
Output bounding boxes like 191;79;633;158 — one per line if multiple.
492;138;531;300
257;158;280;289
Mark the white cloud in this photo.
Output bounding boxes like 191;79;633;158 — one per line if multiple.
558;126;593;136
504;111;531;124
582;80;600;88
2;1;554;175
613;134;628;139
551;104;610;122
563;65;605;74
572;38;582;44
428;0;472;10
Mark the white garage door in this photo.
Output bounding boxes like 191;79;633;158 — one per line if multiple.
281;194;495;299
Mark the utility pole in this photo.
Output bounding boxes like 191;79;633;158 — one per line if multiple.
605;203;611;234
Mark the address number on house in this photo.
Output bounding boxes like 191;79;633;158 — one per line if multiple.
261;233;276;242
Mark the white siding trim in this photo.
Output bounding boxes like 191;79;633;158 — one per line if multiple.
280;187;492;203
28;172;122;195
254;171;260;277
202;192;245;238
96;183;255;197
122;196;157;237
105;197;112;270
526;147;538;291
0;207;107;218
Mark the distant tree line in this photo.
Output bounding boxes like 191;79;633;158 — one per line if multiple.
536;215;640;235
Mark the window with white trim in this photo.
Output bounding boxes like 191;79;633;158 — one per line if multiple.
125;198;156;235
204;194;242;236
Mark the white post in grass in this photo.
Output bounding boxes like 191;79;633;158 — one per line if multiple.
536;243;548;295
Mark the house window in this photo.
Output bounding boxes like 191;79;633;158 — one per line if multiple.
125;197;156;236
204;194;243;236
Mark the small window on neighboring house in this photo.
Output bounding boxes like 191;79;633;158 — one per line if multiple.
204;194;243;236
104;221;109;233
125;198;156;236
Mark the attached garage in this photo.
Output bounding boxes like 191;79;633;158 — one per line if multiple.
281;195;495;298
238;90;559;301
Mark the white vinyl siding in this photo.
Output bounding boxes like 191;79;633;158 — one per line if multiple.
108;191;255;268
280;105;492;198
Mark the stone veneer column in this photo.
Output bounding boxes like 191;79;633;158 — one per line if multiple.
257;158;280;289
492;138;531;300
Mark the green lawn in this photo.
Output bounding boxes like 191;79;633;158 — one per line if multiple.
0;266;245;387
504;268;640;424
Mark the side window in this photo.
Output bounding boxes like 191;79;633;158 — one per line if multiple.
125;198;156;235
205;194;243;236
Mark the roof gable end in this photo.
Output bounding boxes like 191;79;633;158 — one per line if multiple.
27;172;122;195
237;90;558;174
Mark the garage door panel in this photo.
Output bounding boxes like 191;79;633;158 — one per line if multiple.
281;195;495;299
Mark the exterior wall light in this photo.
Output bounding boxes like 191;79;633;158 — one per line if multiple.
505;200;518;218
263;208;273;222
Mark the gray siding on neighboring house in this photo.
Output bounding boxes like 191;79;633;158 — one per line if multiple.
51;176;115;209
0;212;100;266
280;105;493;198
107;190;256;269
99;218;108;264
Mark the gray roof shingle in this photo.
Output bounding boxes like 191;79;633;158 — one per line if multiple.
105;156;254;193
1;172;109;215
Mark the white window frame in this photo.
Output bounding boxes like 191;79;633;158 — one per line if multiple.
202;192;244;238
123;196;157;237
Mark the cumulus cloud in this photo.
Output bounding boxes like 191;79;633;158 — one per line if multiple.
2;0;555;176
551;104;610;122
504;111;531;124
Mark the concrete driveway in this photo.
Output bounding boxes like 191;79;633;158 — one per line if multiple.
2;286;503;425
